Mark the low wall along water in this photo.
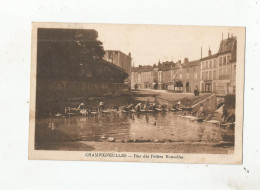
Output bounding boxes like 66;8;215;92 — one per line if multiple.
192;94;217;112
36;80;129;114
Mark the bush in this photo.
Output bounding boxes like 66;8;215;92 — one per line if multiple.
222;94;236;123
224;94;235;109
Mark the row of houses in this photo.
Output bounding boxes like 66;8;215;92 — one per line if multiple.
131;34;237;95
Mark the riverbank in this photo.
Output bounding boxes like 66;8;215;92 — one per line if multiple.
36;140;234;154
83;141;234;154
34;90;234;154
36;89;212;116
132;89;212;107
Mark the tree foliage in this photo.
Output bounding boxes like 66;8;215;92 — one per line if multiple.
37;28;105;81
224;94;235;109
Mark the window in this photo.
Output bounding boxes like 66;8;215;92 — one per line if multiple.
227;55;231;65
219;57;222;66
206;61;208;69
206;71;208;80
227;67;231;75
223;56;226;66
210;61;212;68
213;59;217;68
209;71;212;80
219;69;223;76
213;71;216;80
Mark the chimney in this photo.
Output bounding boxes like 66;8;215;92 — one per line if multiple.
222;33;223;41
201;47;202;59
208;46;211;56
177;60;181;67
228;33;230;39
128;52;131;58
184;58;189;64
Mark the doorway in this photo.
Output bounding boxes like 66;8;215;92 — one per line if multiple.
205;83;212;92
186;82;190;92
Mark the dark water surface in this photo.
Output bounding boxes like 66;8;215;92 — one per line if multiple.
36;112;233;143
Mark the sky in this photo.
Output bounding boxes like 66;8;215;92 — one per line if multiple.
81;24;242;66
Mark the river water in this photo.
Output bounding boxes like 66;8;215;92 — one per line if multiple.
36;111;233;143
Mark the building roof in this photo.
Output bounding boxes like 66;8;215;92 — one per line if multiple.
200;36;237;62
105;50;131;58
159;67;173;71
182;60;200;68
132;67;139;72
200;53;218;61
171;65;181;70
158;61;176;71
132;65;154;73
218;36;237;61
101;59;129;74
218;37;236;54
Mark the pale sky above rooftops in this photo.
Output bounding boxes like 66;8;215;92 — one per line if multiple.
82;24;241;66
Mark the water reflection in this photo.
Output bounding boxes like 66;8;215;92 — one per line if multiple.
36;112;233;143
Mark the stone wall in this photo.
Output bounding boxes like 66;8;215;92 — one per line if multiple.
36;80;128;113
192;94;217;112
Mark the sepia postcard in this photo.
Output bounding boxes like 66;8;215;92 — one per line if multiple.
29;22;245;164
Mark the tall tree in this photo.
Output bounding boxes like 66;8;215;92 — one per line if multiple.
37;28;105;81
